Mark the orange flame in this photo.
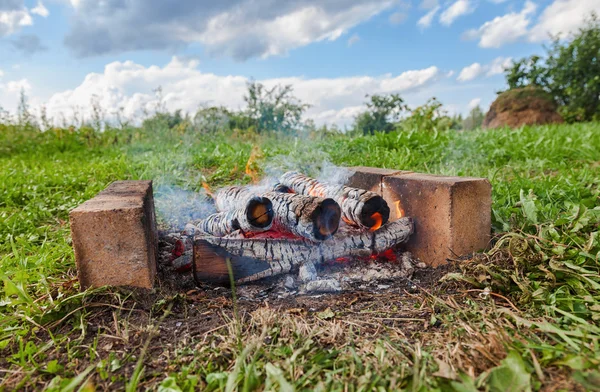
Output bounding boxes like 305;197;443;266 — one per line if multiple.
369;212;383;232
202;182;214;199
394;200;405;218
245;145;262;184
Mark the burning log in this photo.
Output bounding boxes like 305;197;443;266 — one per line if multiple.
278;171;391;231
214;186;341;241
190;196;273;237
193;217;414;284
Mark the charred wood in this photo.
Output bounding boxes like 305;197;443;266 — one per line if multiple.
278;171;390;231
193;217;414;284
191;196;273;237
214;186;341;241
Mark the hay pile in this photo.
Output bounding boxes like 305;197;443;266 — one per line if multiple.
483;87;564;129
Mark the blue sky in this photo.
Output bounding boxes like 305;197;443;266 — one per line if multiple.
0;0;598;126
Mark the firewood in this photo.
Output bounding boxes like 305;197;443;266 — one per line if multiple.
214;186;342;241
193;217;414;284
278;171;391;231
191;196;273;237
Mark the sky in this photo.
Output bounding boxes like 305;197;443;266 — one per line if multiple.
0;0;598;127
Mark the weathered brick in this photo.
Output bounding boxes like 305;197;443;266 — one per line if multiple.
69;181;158;289
345;166;409;193
345;168;492;267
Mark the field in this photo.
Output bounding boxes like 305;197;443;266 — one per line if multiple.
1;122;599;391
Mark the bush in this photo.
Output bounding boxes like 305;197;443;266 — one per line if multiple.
244;82;309;134
354;94;407;135
505;13;600;122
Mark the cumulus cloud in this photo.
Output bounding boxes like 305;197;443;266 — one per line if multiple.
457;63;484;82
0;0;33;37
457;57;512;82
465;0;600;48
486;57;513;76
463;1;537;48
63;0;396;60
31;1;48;17
417;5;440;29
11;34;47;55
39;57;441;126
529;0;600;42
0;69;4;78
468;97;481;109
0;78;32;112
440;0;475;26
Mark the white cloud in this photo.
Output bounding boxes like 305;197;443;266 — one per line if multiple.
347;33;360;46
0;3;34;37
440;0;474;26
31;2;49;18
64;0;396;60
457;57;512;82
0;69;4;78
0;78;33;111
529;0;600;42
37;57;441;127
457;63;484;82
468;97;481;109
418;6;440;29
389;11;408;25
487;57;513;76
463;1;537;48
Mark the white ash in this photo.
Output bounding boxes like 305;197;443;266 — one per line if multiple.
298;261;318;282
301;279;342;294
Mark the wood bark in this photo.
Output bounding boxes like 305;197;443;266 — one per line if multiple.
193;217;414;284
214;186;341;241
190;196;273;237
278;171;390;231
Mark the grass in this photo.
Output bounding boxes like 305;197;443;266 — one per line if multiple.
0;120;599;390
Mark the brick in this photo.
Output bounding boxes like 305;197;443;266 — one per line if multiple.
345;166;410;194
382;173;492;267
344;168;492;267
69;181;158;289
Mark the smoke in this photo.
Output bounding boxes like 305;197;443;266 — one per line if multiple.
154;184;216;230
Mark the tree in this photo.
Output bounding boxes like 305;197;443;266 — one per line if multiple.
462;105;485;130
244;82;309;134
193;106;232;133
354;94;407;135
545;13;600;122
504;13;600;122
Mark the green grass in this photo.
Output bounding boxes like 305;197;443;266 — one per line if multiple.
1;121;599;390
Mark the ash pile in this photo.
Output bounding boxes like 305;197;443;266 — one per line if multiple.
158;171;425;295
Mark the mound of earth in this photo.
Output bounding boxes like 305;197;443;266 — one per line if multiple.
483;87;564;129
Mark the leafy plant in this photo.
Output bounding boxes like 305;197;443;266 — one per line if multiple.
504;13;600;122
354;93;407;135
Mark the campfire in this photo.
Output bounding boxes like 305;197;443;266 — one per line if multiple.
164;171;416;293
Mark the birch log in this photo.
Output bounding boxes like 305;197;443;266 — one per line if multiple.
278;171;390;231
193;217;414;284
214;186;341;241
191;196;273;237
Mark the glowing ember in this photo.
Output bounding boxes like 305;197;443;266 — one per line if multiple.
170;239;185;261
335;257;351;263
369;212;383;232
244;230;299;240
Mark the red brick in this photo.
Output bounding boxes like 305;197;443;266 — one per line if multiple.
345;168;492;267
69;181;158;289
345;166;410;194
